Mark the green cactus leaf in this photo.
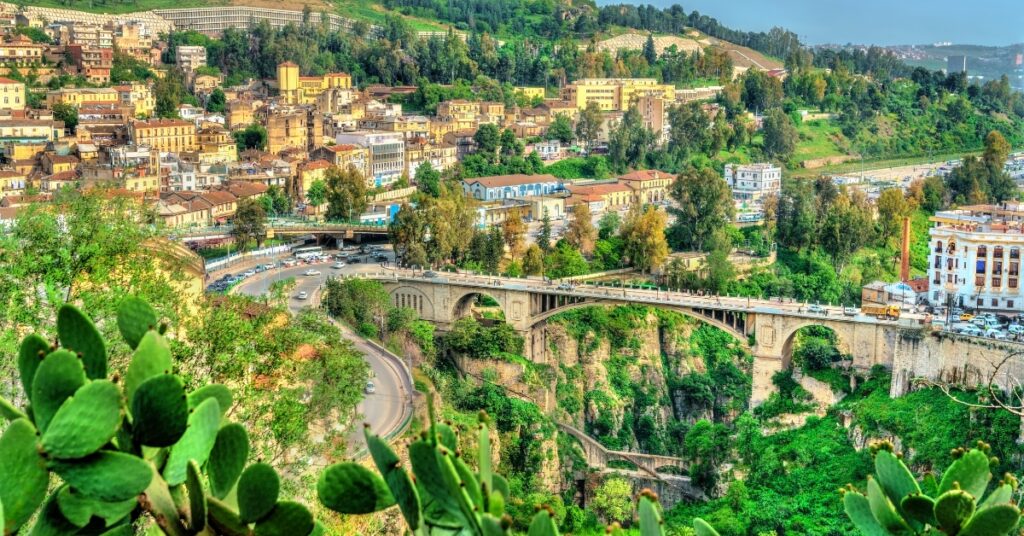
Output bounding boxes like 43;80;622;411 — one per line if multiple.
18;334;50;399
0;419;49;534
901;494;937;526
186;460;207;532
310;521;326;536
124;331;172;405
958;504;1022;536
163;397;220;486
253;501;314;536
365;430;420;531
50;451;153;502
492;473;510;501
57;304;107;380
527;509;558;536
486;486;505;517
410;439;463;522
117;297;158;350
479;421;492;493
0;394;27;422
31;349;87;433
28;490;80;536
208;423;249;499
639;495;664;536
867;476;913;534
843;491;888;536
56;486;136;529
188;384;232;419
922;473;939;496
875;450;921;516
41;380;122;459
238;463;281;523
481;513;505;536
96;523;133;536
437;446;482;534
142;468;188;536
318;462;394;514
433;422;457;451
208;496;249;535
939;449;991;499
453;453;483;510
131;374;188;447
935;489;976;534
980;483;1014;509
693;518;722;536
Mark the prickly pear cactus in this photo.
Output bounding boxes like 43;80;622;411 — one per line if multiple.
839;440;1022;536
0;299;320;535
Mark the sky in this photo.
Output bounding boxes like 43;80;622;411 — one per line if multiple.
606;0;1024;47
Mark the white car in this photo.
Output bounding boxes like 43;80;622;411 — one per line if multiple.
957;325;984;337
842;306;857;317
304;269;321;276
985;328;1007;340
807;304;825;314
1008;324;1024;335
296;291;308;300
364;381;375;394
332;262;346;269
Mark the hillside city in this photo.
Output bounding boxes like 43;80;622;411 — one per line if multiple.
0;1;1023;535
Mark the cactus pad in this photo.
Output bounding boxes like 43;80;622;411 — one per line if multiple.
238;463;281;523
41;380;123;459
130;374;187;447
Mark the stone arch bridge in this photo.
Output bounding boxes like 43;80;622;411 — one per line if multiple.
557;423;688;475
360;269;934;405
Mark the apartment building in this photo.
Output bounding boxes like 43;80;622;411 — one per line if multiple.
0;169;27;198
561;78;675;112
129;119;197;153
0;78;25;111
636;95;668;144
197;125;238;164
462;174;563;202
435;100;505;130
153;7;356;36
724;163;781;202
295;159;330;205
310;144;370;180
47;87;120;107
175;46;207;73
334;131;405;187
277;62;353;105
114;83;155;118
68;24;113;48
264;107;323;154
0;119;65;143
0;36;45;66
928;203;1024;313
66;45;113;84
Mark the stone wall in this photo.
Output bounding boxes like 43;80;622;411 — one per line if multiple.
891;331;1024;397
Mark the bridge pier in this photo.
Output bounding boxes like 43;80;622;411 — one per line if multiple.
750;355;785;407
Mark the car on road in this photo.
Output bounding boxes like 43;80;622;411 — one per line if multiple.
364;381;375;394
304;269;321;276
956;324;984;337
842;306;857;317
242;269;256;277
807;303;826;315
282;259;297;267
296;291;308;300
556;283;575;291
985;328;1008;340
263;263;276;270
332;262;346;269
1009;324;1024;336
960;312;975;321
423;270;438;278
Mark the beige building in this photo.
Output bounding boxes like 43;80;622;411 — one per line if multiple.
310;144;370;180
114;84;156;118
264;107;323;154
561;78;675;112
129;119;197;153
0;119;65;143
175;46;207;73
618;169;673;204
636;95;668;144
566;182;633;211
0;169;27;198
196;125;238;164
0;77;25;111
0;36;45;66
277;62;352;106
294;159;330;205
47;87;120;107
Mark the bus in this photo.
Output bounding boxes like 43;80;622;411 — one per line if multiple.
293;246;324;260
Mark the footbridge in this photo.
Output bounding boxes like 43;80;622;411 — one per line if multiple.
350;269;936;405
557;423;688;475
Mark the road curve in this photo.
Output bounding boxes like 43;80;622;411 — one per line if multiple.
231;259;415;454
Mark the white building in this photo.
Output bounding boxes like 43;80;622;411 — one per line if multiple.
928;203;1024;313
175;45;207;73
334;131;405;188
724;163;781;202
461;174;563;202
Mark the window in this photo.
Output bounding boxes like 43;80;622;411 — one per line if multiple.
1011;278;1019;289
993;276;1002;288
1012;261;1019;275
977;259;987;274
935;241;943;253
995;261;1004;274
978;245;987;258
1009;300;1015;309
976;275;985;287
1011;248;1020;260
995;246;1004;258
933;271;941;284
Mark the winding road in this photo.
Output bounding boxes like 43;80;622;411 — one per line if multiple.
230;252;414;454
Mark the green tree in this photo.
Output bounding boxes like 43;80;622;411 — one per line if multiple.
668;167;735;252
501;207;526;259
563;203;597;256
598;211;621;240
619;205;669;273
325;165;368;221
591;477;633;525
875;188;914;245
233;123;268;153
415;161;442;197
51;102;78;134
762;108;797;161
523;243;544;275
389;203;427;267
818;191;874;270
607;106;656;172
260;185;290;216
153;69;191;118
575;101;603;150
474;123;501;156
547;113;574;144
643;33;658;65
206;87;226;113
306;179;327;207
537;212;553;251
544;241;589;278
231;197;267;250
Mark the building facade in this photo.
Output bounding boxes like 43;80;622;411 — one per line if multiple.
462;174;563;202
129;119;197;153
334;131;405;187
561;78;675;112
724;163;781;202
0;78;25;111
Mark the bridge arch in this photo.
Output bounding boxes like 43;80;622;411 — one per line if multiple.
777;320;854;372
451;289;507;324
387;285;436;319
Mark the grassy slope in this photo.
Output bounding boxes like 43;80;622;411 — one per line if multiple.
791;119;848;163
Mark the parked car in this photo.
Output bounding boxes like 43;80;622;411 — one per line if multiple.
807;303;826;314
332;262;346;269
364;381;376;394
423;270;438;278
986;328;1007;340
1008;324;1024;335
304;269;321;276
242;269;256;277
282;259;297;267
957;325;984;337
842;306;857;317
263;263;276;270
960;313;975;321
296;291;308;300
556;283;575;291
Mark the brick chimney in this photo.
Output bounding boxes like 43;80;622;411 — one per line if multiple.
900;216;911;282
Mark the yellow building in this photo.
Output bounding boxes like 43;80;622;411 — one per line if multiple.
47;87;120;107
0;36;44;66
0;119;65;143
618;169;673;204
264;108;322;154
566;182;634;210
310;144;370;180
122;173;160;193
277;61;352;105
561;78;675;112
0;77;25;111
514;87;546;100
294;159;330;205
0;169;26;197
197;125;238;164
114;83;156;118
129;119;196;153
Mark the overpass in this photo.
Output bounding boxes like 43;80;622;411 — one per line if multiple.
349;269;938;405
172;220;390;243
557;423;688;475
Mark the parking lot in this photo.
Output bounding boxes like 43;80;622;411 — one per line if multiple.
935;310;1024;342
204;244;394;294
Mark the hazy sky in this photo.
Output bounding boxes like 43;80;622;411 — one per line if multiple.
603;0;1024;46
